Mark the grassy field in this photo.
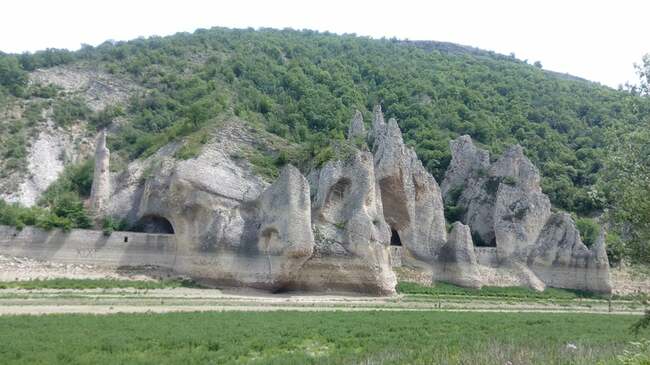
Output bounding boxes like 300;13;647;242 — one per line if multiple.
0;311;646;364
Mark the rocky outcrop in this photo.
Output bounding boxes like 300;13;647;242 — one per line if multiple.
89;130;110;219
347;110;366;141
303;149;396;294
1;105;614;295
440;135;611;293
256;165;315;288
1;120;92;206
371;106;447;261
441;135;490;198
441;138;551;261
492;146;552;261
528;213;612;293
435;222;482;288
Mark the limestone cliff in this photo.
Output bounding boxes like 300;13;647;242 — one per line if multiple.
371;106;447;261
440;135;611;293
0;106;613;295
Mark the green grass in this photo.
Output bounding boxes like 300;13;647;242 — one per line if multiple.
397;281;606;300
0;278;200;290
0;311;645;364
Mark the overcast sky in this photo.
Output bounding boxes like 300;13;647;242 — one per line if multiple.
2;0;647;88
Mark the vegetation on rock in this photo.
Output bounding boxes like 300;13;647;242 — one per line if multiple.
1;28;649;264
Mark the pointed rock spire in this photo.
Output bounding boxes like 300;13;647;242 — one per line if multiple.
347;110;366;141
89;129;110;219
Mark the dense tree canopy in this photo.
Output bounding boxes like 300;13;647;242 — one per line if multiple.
4;28;650;221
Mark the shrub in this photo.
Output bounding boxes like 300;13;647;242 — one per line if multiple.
40;159;94;202
0;55;28;96
47;192;92;229
502;175;518;186
576;217;600;247
101;217;129;236
52;98;92;126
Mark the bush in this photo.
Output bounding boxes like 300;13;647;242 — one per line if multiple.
90;105;124;130
0;199;82;231
101;217;129;236
40;159;94;202
29;83;60;98
0;55;28;96
576;217;600;247
52;98;92;126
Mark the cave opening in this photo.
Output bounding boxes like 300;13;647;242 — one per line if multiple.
390;229;402;246
135;215;175;234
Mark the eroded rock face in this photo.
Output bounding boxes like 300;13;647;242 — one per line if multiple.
440;135;610;293
441;137;551;261
435;222;482;288
491;146;551;261
347;110;366;141
24;108;611;295
371;106;447;261
441;135;490;198
1;120;91;206
257;165;315;287
528;213;612;293
303;149;396;294
89;130;110;219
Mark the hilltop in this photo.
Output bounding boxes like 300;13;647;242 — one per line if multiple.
0;27;648;232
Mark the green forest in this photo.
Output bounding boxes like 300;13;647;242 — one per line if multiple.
0;27;649;262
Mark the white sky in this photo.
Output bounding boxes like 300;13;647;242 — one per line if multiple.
1;0;647;88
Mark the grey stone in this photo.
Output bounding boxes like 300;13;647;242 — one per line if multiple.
305;149;396;294
435;222;482;288
347;110;366;141
528;213;612;293
371;108;447;261
89;130;110;219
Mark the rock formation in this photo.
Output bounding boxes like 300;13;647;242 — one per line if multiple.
435;222;482;288
0;107;613;295
89;129;110;218
371;106;447;261
347;110;366;141
528;213;612;293
256;165;315;288
302;149;396;294
440;135;611;293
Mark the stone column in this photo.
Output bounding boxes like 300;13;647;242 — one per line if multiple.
89;129;110;220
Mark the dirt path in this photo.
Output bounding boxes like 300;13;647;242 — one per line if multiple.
0;304;640;316
0;287;644;316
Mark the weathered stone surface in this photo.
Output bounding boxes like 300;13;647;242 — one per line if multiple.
441;137;551;261
89;130;110;218
347;110;366;141
0;109;615;295
304;149;396;294
1;120;92;207
439;135;610;292
435;222;482;288
441;135;490;198
256;165;315;287
441;136;495;246
371;107;447;261
528;213;612;293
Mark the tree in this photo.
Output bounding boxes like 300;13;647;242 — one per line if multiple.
635;53;650;96
0;55;27;96
600;119;650;264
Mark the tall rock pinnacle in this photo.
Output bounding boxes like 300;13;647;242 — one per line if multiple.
89;129;110;219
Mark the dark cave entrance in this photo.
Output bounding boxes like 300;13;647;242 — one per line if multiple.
472;231;496;247
390;229;402;246
135;215;175;234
